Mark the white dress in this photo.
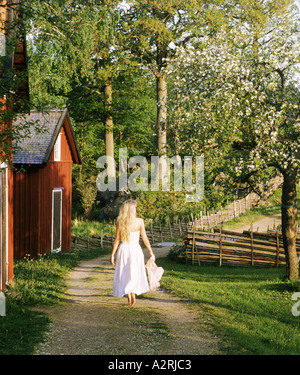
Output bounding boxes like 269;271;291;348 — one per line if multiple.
113;231;150;298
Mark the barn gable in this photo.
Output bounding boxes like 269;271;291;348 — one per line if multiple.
13;109;81;165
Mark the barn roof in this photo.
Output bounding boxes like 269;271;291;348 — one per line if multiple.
13;108;81;165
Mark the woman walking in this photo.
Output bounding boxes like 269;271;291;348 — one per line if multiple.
110;199;155;306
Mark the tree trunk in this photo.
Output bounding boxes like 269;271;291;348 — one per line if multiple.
104;81;115;178
156;73;167;179
156;73;167;155
281;170;299;280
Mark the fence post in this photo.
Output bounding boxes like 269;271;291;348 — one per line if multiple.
100;229;103;248
276;226;280;267
219;223;223;266
150;221;154;242
159;221;163;242
192;220;196;265
168;216;173;238
250;222;254;266
200;211;203;230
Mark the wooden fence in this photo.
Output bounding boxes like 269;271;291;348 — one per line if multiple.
71;220;192;250
71;175;292;266
71;218;300;269
184;224;300;267
71;233;113;250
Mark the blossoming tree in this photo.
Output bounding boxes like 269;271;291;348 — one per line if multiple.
170;9;300;279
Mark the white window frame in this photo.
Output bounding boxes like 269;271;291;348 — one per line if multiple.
51;188;62;253
54;133;61;161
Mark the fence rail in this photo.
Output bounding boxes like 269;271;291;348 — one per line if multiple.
184;225;300;267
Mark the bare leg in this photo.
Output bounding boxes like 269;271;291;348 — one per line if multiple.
127;294;132;305
130;293;136;306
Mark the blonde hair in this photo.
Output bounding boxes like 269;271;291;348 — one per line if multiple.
117;199;137;242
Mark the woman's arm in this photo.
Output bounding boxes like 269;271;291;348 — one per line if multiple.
110;223;120;266
140;219;155;260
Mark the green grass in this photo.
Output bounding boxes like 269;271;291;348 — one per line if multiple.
0;247;110;355
72;218;115;237
158;257;300;355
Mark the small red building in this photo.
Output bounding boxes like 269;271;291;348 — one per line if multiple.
13;109;81;259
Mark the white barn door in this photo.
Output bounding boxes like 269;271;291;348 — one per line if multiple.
52;188;62;253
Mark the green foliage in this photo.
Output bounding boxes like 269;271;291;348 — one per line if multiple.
76;176;98;218
167;244;186;263
134;190;198;221
13;253;75;306
133;182;234;223
23;0;300;222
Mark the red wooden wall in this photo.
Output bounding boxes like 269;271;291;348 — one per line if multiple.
0;97;14;289
13;124;73;258
7;166;13;282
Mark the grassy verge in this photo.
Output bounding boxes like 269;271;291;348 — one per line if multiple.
158;257;300;355
0;247;110;355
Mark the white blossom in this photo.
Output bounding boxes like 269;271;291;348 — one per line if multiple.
168;14;300;178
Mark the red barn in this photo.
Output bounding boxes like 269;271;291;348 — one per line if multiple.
13;109;81;258
1;0;29;290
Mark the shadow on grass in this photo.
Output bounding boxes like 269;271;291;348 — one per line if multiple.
0;298;50;355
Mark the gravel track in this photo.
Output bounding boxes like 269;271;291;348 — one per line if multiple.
33;246;222;356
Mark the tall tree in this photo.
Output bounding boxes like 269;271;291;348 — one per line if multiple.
27;0;118;168
118;0;225;162
170;1;300;279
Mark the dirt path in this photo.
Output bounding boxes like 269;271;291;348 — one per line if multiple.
33;213;284;356
33;246;222;355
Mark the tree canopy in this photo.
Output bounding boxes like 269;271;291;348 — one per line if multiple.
1;0;299;278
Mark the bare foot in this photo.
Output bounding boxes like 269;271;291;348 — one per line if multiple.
127;294;132;306
130;293;136;307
